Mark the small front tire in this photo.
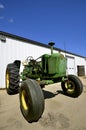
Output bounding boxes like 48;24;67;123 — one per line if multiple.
61;75;83;98
19;79;45;123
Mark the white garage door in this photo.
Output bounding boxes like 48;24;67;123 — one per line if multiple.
66;56;75;75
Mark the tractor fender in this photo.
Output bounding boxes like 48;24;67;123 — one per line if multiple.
14;60;21;69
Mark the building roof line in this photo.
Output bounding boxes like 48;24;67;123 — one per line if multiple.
0;31;86;59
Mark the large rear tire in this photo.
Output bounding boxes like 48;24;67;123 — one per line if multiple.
6;60;20;95
19;79;45;123
61;75;83;98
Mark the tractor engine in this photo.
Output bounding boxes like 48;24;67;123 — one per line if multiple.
21;58;42;80
42;53;67;75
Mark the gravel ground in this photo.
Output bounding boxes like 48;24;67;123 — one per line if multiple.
0;77;86;130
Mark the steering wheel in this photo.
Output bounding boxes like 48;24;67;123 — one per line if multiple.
26;56;34;63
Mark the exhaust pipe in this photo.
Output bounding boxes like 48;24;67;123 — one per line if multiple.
48;42;55;54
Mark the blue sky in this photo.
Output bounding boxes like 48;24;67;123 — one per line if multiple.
0;0;86;57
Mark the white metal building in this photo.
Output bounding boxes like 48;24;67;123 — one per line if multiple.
0;31;86;88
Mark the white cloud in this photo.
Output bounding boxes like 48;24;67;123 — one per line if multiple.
0;16;4;19
8;18;14;23
0;3;4;9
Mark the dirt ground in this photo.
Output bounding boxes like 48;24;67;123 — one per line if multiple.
0;77;86;130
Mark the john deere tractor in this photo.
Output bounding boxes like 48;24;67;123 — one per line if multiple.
6;42;83;123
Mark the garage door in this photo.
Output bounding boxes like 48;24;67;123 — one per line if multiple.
66;56;75;75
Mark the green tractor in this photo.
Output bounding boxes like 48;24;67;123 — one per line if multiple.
5;42;83;123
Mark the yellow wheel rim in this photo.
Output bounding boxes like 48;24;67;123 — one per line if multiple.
65;81;75;93
21;90;28;110
6;71;10;89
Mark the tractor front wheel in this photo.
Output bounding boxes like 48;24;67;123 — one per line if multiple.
19;79;45;123
61;75;83;98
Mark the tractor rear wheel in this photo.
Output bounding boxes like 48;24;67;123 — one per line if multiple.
19;79;45;123
61;75;83;98
6;61;20;95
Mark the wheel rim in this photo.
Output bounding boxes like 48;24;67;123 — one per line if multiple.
65;80;75;93
6;71;10;89
21;90;28;110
